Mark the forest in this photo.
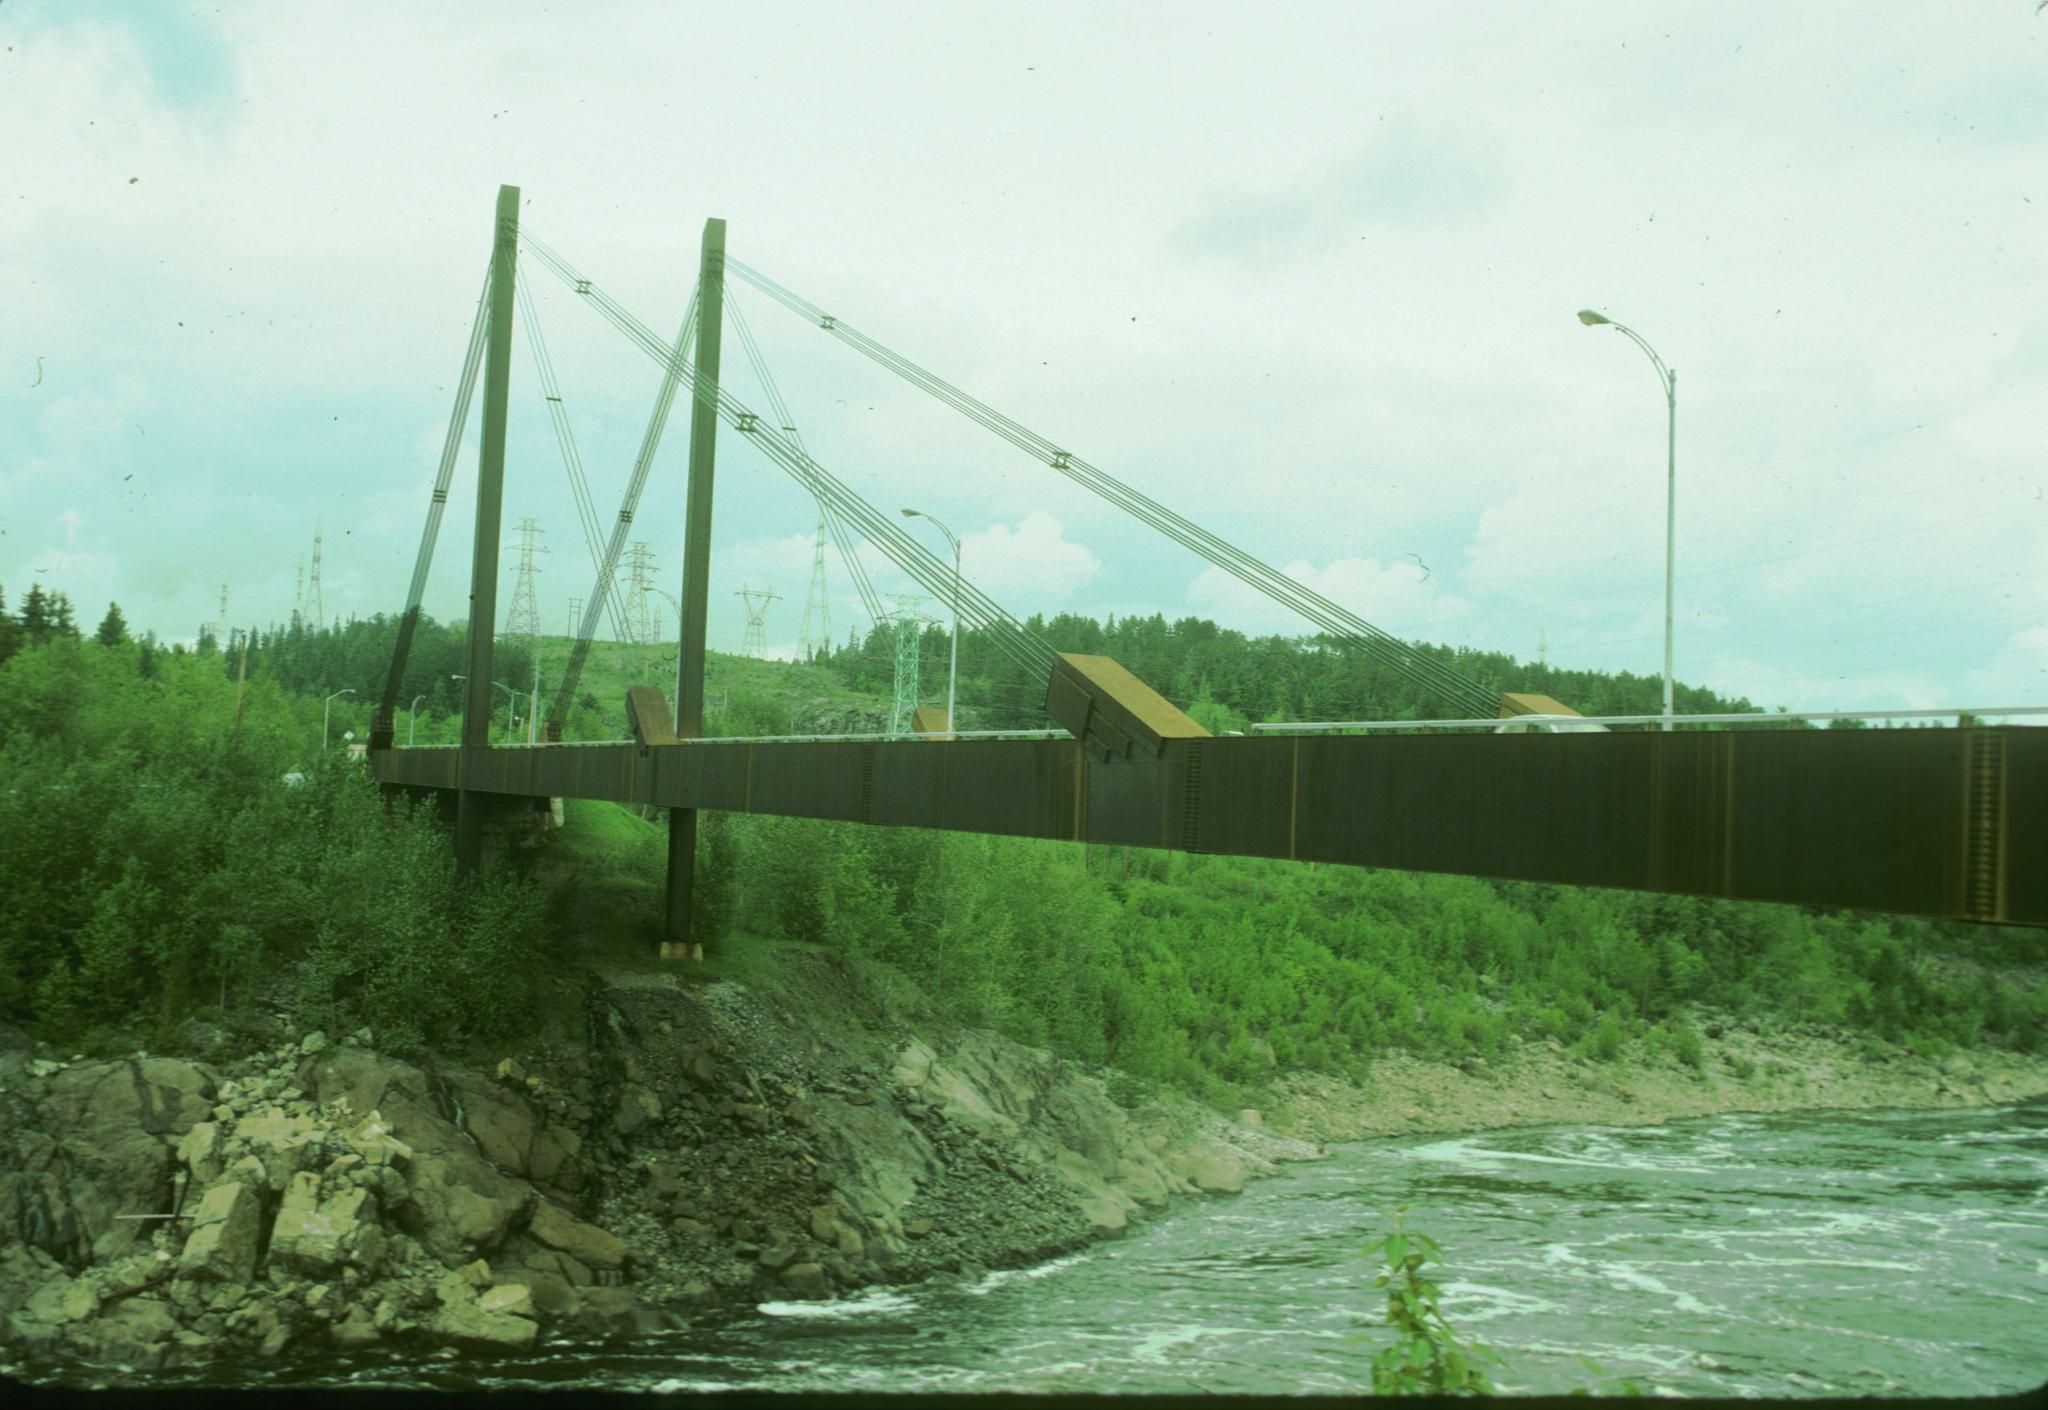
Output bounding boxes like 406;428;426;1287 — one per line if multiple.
0;585;2040;1102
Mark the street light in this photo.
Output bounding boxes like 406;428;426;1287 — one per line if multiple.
900;507;961;740
408;692;427;747
452;674;518;740
1578;308;1678;731
323;688;355;750
646;586;685;714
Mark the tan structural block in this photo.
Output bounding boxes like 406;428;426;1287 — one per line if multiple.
1498;691;1583;719
1045;652;1210;761
627;686;679;747
911;706;951;737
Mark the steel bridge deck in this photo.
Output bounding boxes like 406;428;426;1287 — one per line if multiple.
374;725;2044;927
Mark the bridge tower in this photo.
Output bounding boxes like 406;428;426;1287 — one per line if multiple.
798;518;831;660
735;583;780;658
666;215;728;957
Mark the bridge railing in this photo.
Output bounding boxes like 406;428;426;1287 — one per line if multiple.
1250;705;2048;734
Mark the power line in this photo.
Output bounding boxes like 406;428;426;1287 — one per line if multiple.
725;258;1499;717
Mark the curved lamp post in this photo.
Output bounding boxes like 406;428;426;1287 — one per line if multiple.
900;508;961;740
1578;308;1677;731
408;691;427;747
647;586;685;716
452;674;518;740
323;688;355;750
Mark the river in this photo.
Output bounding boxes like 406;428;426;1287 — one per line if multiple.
159;1102;2048;1397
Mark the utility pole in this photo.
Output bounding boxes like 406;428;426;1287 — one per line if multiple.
666;216;726;959
455;183;520;878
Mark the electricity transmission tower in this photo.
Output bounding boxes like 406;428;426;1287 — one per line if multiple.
305;522;325;631
734;584;781;659
567;597;582;639
798;517;831;660
504;517;547;638
887;592;932;736
618;541;658;646
292;559;305;626
202;584;229;649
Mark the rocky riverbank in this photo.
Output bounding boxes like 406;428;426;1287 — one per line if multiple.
1267;1020;2048;1143
0;947;1311;1383
4;941;2043;1386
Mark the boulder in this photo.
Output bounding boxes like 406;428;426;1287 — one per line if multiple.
431;1069;584;1190
330;1310;381;1349
527;1201;627;1270
428;1279;539;1352
66;1296;180;1369
478;1283;533;1318
233;1113;325;1190
177;1123;226;1185
36;1059;216;1263
344;1114;413;1169
179;1181;263;1283
269;1171;388;1276
405;1147;532;1266
611;1084;662;1137
779;1262;828;1296
25;1273;98;1324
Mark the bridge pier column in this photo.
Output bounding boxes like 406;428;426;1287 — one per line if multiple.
663;215;726;957
456;183;521;878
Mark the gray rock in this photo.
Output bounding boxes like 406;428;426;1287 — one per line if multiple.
478;1283;533;1317
779;1262;828;1296
179;1181;262;1283
299;1032;331;1056
527;1201;627;1270
269;1171;387;1276
36;1058;216;1263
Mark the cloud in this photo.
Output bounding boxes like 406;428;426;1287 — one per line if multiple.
1171;118;1506;262
956;512;1100;607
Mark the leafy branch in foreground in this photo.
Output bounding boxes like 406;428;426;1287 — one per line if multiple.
1360;1211;1506;1395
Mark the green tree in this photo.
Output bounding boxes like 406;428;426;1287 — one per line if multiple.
94;601;129;646
0;586;20;666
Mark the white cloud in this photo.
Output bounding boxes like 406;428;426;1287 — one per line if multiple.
956;512;1100;607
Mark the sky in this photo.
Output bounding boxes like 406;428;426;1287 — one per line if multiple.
1;0;2043;715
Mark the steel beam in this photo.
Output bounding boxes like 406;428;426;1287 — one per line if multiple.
375;724;2046;927
454;184;521;877
666;217;727;947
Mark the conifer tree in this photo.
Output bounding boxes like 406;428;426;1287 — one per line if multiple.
0;585;19;665
19;583;51;645
94;601;128;646
49;592;79;641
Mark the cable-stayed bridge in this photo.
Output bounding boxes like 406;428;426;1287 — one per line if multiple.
369;187;2046;946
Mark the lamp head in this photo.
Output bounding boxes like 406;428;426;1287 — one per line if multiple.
1576;309;1611;327
899;508;921;519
